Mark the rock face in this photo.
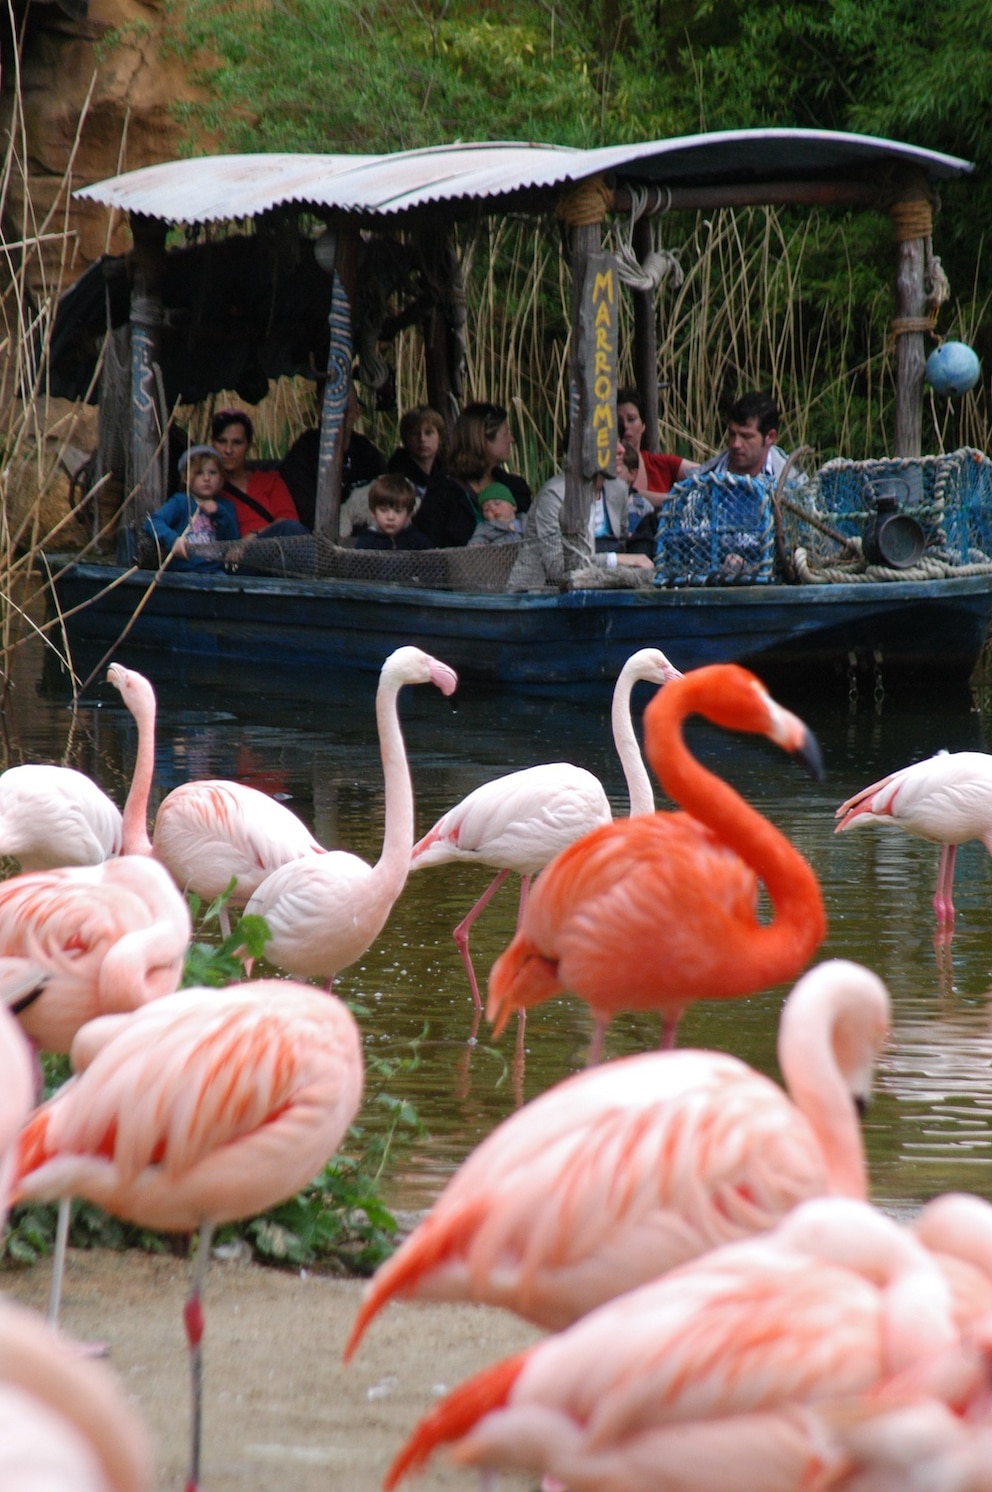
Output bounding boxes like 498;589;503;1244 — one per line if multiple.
1;0;210;296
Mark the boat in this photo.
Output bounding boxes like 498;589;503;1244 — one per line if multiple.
40;129;992;694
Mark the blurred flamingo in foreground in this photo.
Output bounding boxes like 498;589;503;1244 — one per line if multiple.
835;749;992;929
344;958;888;1355
383;1198;974;1492
245;646;457;986
12;978;364;1492
108;662;326;935
0;855;191;1053
0;1296;153;1491
488;663;826;1060
409;647;682;1013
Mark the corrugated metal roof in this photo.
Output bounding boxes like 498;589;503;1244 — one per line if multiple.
75;130;972;228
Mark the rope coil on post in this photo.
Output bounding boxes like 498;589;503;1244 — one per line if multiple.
886;191;950;345
555;175;614;227
613;183;683;294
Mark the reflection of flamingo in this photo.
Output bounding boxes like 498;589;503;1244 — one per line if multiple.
410;648;682;1011
13;978;364;1492
108;663;326;934
0;763;122;870
0;1296;153;1492
245;647;457;985
344;958;888;1354
384;1198;960;1492
0;856;191;1053
488;664;827;1059
835;751;992;928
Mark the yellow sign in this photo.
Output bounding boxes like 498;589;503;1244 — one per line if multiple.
580;253;618;479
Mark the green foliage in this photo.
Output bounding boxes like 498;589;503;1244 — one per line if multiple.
181;882;271;987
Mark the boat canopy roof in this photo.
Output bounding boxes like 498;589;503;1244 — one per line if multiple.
75;129;972;229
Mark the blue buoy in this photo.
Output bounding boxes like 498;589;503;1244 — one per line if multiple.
925;341;981;398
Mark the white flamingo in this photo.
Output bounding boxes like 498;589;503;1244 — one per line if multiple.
0;763;122;871
107;662;326;934
244;646;458;984
409;647;683;1010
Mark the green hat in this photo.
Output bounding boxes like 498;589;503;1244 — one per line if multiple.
478;481;516;510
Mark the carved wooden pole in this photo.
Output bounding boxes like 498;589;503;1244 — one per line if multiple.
558;176;614;577
418;225;463;434
631;214;659;452
128;214;167;530
314;223;358;540
889;182;935;458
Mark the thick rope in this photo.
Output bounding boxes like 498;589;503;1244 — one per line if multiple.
889;197;933;241
555;175;614;227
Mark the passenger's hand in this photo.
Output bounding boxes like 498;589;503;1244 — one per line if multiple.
618;553;653;570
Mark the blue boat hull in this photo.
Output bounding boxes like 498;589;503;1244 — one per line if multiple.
48;560;992;692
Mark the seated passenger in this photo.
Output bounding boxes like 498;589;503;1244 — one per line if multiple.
144;446;239;571
414;401;531;548
507;469;654;590
211;409;309;540
616;385;699;502
467;482;524;546
353;474;433;551
386;405;447;498
279;384;387;529
697;391;793;482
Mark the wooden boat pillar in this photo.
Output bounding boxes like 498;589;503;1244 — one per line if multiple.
128;214;167;524
889;178;942;458
313;222;358;540
631;213;660;452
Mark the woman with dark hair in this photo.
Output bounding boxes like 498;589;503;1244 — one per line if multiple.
413;401;531;548
211;410;309;539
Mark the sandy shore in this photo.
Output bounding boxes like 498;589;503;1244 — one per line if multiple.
2;1247;541;1492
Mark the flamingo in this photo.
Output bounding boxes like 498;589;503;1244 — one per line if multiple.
107;662;327;934
409;647;683;1011
0;855;191;1054
0;998;35;1223
487;663;827;1059
244;646;458;985
0;762;122;870
0;1296;153;1492
12;977;364;1492
835;750;992;928
383;1197;966;1492
343;958;888;1354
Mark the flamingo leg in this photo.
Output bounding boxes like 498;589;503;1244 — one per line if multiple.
47;1194;71;1328
184;1218;215;1492
452;870;512;1010
660;1014;680;1050
586;1018;607;1067
933;844;957;926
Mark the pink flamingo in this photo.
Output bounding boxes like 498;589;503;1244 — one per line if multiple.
0;762;122;870
409;647;682;1011
12;977;364;1492
0;999;35;1224
0;855;191;1054
383;1197;965;1492
245;646;457;985
835;750;992;929
0;1295;153;1492
107;662;327;935
344;958;888;1354
488;664;827;1060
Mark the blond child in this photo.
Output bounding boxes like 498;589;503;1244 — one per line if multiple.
144;446;239;571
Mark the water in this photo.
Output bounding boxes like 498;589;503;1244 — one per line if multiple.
14;643;992;1219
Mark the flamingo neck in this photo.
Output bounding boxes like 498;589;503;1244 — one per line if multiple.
778;997;869;1200
121;690;155;856
651;682;825;976
612;674;654;817
374;677;415;897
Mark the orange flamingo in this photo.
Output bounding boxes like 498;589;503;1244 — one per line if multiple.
245;646;457;985
107;662;326;934
0;855;191;1054
383;1198;965;1492
0;1295;153;1491
487;663;826;1058
409;647;682;1013
344;958;889;1354
12;977;364;1492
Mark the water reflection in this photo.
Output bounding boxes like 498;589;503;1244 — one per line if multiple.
15;644;992;1218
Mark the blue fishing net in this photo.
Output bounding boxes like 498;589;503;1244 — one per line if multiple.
654;472;777;586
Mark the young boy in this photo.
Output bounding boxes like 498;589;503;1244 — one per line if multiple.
354;473;433;550
467;481;523;546
145;446;239;571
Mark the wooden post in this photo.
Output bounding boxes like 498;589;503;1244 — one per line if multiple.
314;224;358;540
889;184;934;458
128;215;167;529
631;214;659;452
419;225;461;433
